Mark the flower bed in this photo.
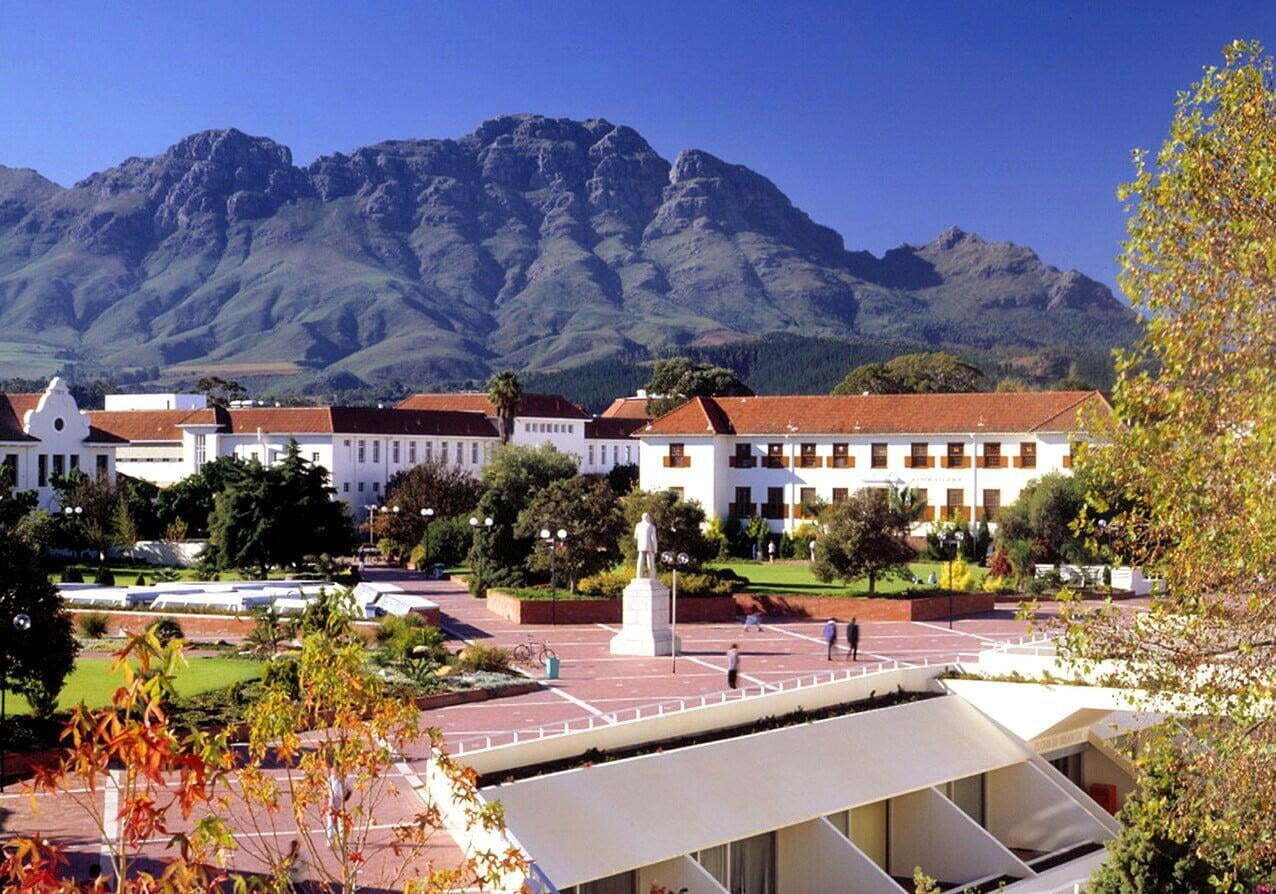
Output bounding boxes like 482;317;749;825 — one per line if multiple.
732;590;995;622
485;589;738;625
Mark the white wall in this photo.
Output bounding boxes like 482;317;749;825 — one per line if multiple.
2;378;115;509
985;762;1110;854
889;787;1031;885
776;818;899;894
636;855;728;894
512;416;586;459
104;393;206;411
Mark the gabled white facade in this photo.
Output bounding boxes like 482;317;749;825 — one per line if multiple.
0;378;117;509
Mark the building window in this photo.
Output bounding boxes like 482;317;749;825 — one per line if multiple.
668;486;684;500
763;486;785;519
909;442;930;468
729;831;777;894
869;442;887;468
524;423;530;433
625;445;632;462
943;774;987;827
96;454;108;478
343;482;350;493
392;440;400;464
731;442;755;468
441;442;448;464
344;439;351;447
832;487;848;503
588;445;595;465
983;488;1001;519
1019;441;1037;469
764;443;786;468
2;454;16;485
831;442;851;468
798;443;818;468
69;454;79;471
983;442;1001;467
731;486;752;518
472;442;479;463
358;482;364;492
408;441;417;464
946;442;966;468
372;481;379;492
372;441;380;464
194;433;206;467
665;443;689;468
51;454;65;478
798;487;817;518
425;441;433;462
357;440;366;463
311;452;320;464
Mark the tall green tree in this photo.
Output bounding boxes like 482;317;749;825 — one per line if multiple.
832;352;987;395
1060;41;1276;879
645;357;753;417
380;458;483;548
466;444;577;593
617;489;717;570
0;478;78;717
486;370;523;444
515;476;623;590
155;456;248;538
994;472;1094;565
812;490;915;594
195;375;246;408
206;441;354;576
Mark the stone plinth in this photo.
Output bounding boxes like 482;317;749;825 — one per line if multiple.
609;577;680;656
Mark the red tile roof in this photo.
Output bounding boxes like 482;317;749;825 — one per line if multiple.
396;392;590;420
0;393;41;441
87;409;204;442
585;417;646;440
642;392;1112;436
89;406;501;439
599;397;653;421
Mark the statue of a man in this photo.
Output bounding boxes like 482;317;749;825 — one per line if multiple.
634;512;658;578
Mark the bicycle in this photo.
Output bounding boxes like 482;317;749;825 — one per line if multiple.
512;637;557;666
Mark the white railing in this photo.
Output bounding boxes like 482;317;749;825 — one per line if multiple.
978;633;1057;657
450;656;952;756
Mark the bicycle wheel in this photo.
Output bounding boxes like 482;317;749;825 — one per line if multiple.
540;645;557;661
512;643;532;663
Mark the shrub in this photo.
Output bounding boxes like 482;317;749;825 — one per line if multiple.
939;556;975;592
577;567;630;599
1025;576;1049;595
987;549;1012;578
133;573;147;587
61;566;84;583
422;514;478;568
77;612;110;639
262;655;301;699
981;575;1015;594
149;617;184;644
663;571;736;598
375;615;445;663
455;644;512;674
92;567;116;587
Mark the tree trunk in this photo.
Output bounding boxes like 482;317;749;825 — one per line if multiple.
868;571;876;594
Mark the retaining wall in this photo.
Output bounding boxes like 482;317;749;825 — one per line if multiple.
485;590;737;625
732;591;995;622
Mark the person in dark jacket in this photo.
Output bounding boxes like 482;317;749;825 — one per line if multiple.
846;617;861;661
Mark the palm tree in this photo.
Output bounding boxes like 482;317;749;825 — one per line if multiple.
486;371;523;444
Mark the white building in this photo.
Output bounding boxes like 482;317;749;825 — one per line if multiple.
0;378;118;508
89;404;502;510
637;391;1112;534
103;393;208;412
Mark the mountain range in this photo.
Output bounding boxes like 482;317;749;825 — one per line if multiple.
0;114;1138;389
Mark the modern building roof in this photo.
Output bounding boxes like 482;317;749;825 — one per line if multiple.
599;397;653;421
396;391;590;420
486;696;1040;887
641;391;1113;437
90;406;501;440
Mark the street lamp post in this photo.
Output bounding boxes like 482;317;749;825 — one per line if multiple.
1;612;33;792
420;507;435;575
942;530;966;629
365;504;379;548
661;551;690;674
539;527;568;624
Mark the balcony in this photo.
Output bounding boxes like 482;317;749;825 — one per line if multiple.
728;502;756;519
904;455;935;469
1012;455;1037;469
941;456;971;469
662;455;691;468
728;455;757;468
796;455;822;469
761;502;788;520
828;455;855;469
976;456;1006;469
762;456;790;469
940;506;972;522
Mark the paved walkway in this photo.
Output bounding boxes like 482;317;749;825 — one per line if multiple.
378;570;1052;760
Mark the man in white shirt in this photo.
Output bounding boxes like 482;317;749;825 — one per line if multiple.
822;618;837;660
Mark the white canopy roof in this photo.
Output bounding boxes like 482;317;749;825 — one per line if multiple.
484;695;1035;887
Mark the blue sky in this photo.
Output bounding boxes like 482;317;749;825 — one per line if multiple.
2;1;1272;289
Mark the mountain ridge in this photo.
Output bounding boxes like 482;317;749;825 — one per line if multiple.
0;115;1137;388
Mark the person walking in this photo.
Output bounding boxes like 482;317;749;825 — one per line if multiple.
767;539;776;563
726;644;740;689
822;618;837;660
846;617;861;661
743;610;762;633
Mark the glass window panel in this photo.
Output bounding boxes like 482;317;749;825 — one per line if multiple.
697;845;727;886
826;809;849;837
578;870;634;894
946;774;985;826
729;831;776;894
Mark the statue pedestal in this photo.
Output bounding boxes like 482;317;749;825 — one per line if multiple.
609;576;680;657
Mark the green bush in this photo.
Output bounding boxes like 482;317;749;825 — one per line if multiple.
262;655;301;699
62;566;84;583
577;567;630;599
149;617;184;644
92;567;116;587
77;612;110;639
455;643;513;674
420;515;473;568
1025;576;1049;595
375;614;445;663
663;570;738;597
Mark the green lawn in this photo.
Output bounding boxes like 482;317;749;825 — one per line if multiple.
711;560;981;597
3;656;264;714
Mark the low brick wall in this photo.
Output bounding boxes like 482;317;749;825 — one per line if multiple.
732;591;995;622
485;590;738;625
414;679;541;710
